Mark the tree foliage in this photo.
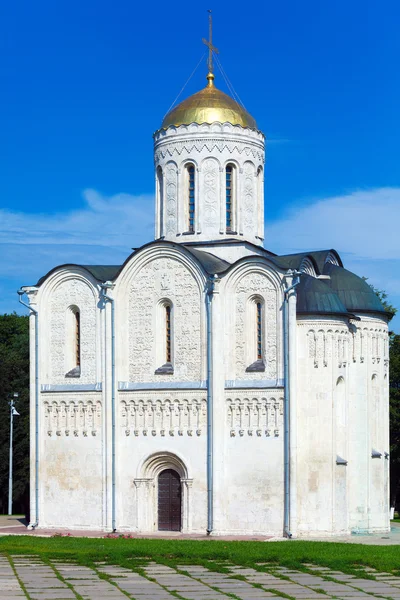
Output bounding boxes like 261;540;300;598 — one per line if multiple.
0;313;29;515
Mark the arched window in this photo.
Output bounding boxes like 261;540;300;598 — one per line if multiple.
156;166;163;237
165;304;171;364
256;301;263;360
75;310;81;367
226;164;234;231
246;297;265;372
155;300;174;374
65;305;81;377
187;164;195;232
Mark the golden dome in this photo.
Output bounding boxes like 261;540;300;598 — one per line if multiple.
161;73;257;130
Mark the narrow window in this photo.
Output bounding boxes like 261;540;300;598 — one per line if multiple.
157;166;163;236
187;164;195;232
256;302;263;360
226;164;233;231
166;305;171;363
65;305;81;377
75;311;81;367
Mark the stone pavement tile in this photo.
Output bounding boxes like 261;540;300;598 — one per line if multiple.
96;564;179;599
142;564;230;599
181;564;281;599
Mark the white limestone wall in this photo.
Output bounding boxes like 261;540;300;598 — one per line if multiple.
347;316;390;533
39;392;104;529
30;268;105;529
117;391;207;532
154;123;265;246
211;260;285;535
219;390;284;534
296;317;352;535
296;314;390;536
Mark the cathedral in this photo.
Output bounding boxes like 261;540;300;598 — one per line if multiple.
20;46;390;536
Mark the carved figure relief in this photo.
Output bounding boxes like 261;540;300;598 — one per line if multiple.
44;398;102;437
227;396;283;437
120;397;206;437
129;257;202;382
165;163;178;236
49;279;97;384
243;162;255;233
235;272;277;379
202;159;219;229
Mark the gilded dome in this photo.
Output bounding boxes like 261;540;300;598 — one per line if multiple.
161;73;257;130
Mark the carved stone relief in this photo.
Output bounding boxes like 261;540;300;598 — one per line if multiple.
243;162;255;233
235;272;277;380
202;158;219;229
165;163;178;236
49;279;97;384
128;257;202;382
226;395;283;437
43;397;101;437
121;397;206;437
305;321;388;368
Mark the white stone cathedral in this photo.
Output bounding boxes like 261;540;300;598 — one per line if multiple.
21;64;390;537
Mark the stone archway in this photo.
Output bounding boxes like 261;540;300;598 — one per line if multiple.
134;452;193;533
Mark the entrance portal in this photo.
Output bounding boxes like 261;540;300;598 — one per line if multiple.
158;469;181;531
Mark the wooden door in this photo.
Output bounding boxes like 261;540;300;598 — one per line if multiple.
158;469;181;531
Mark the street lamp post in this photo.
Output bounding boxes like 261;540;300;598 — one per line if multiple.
8;392;20;516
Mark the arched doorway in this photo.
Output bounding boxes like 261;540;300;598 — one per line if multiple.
158;469;181;531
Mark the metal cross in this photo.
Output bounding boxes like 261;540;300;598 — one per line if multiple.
202;9;219;73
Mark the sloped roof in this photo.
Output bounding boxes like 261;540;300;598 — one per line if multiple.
323;263;388;315
296;273;350;317
33;243;389;320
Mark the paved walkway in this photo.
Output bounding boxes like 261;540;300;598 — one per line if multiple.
2;556;400;600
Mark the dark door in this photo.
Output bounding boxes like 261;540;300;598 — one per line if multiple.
158;469;181;531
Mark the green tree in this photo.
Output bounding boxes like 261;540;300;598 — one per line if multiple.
0;313;29;515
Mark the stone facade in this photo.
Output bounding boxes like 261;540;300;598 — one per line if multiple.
23;81;390;537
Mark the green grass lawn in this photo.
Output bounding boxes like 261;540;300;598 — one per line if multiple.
1;536;400;576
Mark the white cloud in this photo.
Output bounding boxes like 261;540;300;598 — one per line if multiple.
265;187;400;331
265;188;400;260
0;189;155;248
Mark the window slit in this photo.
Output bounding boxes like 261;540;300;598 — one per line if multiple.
188;165;195;232
226;165;233;231
256;302;262;360
166;305;171;363
75;311;81;367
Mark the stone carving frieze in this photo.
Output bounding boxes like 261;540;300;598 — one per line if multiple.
305;321;388;368
120;397;206;437
154;140;264;164
43;397;102;437
226;395;283;437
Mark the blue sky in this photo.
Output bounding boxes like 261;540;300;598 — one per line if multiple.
1;0;399;331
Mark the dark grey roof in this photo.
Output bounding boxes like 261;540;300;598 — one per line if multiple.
33;242;389;321
36;264;121;286
323;263;388;316
296;274;350;317
184;247;230;274
275;249;342;274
